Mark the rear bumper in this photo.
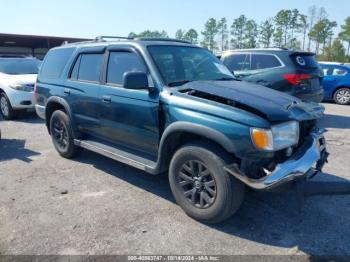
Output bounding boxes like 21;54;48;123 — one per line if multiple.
294;89;324;103
224;128;328;190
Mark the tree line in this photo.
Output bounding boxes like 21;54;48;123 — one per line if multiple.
129;6;350;62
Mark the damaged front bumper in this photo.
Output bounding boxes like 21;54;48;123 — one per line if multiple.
224;128;329;190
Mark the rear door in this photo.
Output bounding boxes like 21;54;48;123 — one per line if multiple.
98;47;160;157
245;53;284;88
65;47;105;135
222;53;251;77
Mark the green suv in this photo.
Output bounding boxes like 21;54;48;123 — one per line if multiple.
35;37;328;223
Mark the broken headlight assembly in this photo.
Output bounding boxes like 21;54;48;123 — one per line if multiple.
250;121;299;151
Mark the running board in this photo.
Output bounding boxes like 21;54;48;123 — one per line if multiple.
74;139;158;174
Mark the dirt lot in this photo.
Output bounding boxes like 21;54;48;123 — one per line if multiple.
0;103;349;256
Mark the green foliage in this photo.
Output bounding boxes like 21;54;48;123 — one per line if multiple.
259;19;274;48
274;9;292;47
309;18;337;54
273;27;284;47
230;15;247;48
339;17;350;58
299;14;309;50
175;29;186;40
245;20;258;48
217;17;229;51
129;30;169;39
201;18;219;51
318;38;346;62
128;7;348;61
184;29;199;44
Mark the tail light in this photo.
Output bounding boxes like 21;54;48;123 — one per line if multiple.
284;74;311;86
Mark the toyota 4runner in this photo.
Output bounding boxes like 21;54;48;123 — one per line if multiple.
35;37;328;223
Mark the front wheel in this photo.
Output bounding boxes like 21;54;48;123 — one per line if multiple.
49;110;79;158
169;142;245;224
333;88;350;105
0;92;17;120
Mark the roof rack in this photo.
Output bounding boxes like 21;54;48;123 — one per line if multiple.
95;36;133;42
94;36;192;44
135;37;192;44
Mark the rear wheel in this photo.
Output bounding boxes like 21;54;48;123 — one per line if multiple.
0;92;17;120
169;142;245;224
333;87;350;105
49;110;79;158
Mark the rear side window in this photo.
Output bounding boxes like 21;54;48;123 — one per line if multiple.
40;48;74;80
251;54;282;70
223;54;250;71
292;54;319;68
71;53;104;82
107;51;146;85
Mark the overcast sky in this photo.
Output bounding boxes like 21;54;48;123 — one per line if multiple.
1;0;348;38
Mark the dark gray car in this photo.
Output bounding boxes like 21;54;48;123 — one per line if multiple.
220;48;324;103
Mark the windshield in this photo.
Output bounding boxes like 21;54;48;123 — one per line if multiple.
148;46;234;86
0;58;41;75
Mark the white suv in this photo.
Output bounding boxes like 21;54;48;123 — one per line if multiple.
0;56;40;120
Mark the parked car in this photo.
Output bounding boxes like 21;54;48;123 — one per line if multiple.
320;63;350;105
0;56;41;119
220;48;324;103
35;37;328;223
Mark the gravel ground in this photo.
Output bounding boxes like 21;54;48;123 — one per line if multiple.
0;103;349;256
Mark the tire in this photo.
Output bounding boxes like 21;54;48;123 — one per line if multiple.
0;92;17;120
333;87;350;105
169;142;245;224
49;110;79;158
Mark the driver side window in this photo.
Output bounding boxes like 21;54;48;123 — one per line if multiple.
107;51;146;86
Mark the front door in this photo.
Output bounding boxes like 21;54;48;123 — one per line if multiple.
98;48;160;157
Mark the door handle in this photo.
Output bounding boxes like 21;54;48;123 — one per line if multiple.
64;88;71;95
102;95;111;103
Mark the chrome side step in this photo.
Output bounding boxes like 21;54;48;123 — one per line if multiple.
74;139;158;174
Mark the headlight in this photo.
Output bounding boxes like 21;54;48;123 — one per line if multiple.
251;121;299;151
9;84;32;92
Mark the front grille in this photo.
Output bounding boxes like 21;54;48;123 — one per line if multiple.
299;120;317;146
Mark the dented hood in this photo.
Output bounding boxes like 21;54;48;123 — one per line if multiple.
179;80;324;122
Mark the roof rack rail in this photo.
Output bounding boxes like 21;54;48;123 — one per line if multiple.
135;37;191;44
95;36;133;42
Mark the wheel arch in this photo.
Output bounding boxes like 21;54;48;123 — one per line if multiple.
332;86;350;97
156;122;238;173
45;96;77;136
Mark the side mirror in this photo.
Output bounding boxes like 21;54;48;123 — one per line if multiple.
123;71;150;90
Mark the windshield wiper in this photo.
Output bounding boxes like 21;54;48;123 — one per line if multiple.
167;80;192;87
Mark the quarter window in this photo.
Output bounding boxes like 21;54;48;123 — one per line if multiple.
71;53;104;82
251;54;282;70
333;68;348;76
107;51;146;85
